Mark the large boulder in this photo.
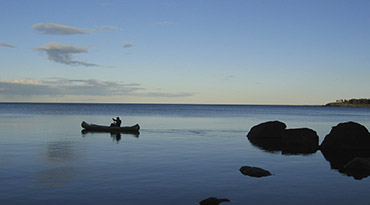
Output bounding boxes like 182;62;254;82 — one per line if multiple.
247;121;286;140
282;128;319;154
320;121;370;152
247;121;319;154
247;121;286;152
320;122;370;180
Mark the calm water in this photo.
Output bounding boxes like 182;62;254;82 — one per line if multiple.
1;103;370;204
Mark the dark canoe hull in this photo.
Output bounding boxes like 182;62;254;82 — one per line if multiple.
81;121;140;133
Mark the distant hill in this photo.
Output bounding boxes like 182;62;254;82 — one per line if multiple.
325;98;370;108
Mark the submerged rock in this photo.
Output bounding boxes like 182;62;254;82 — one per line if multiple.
239;166;272;177
199;197;230;205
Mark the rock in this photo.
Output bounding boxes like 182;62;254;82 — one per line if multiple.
282;128;319;154
239;166;272;177
247;121;319;155
345;157;370;170
320;122;370;180
199;197;230;205
320;121;370;152
343;157;370;180
248;137;282;153
247;121;287;140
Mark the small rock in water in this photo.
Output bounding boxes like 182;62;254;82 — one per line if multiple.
199;197;231;205
239;166;272;177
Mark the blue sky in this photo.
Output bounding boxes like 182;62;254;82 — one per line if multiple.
1;0;369;104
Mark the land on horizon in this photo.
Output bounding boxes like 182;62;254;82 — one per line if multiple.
325;98;370;108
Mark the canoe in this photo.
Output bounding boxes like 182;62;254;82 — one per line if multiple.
81;121;140;133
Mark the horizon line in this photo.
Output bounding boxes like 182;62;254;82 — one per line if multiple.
0;101;324;107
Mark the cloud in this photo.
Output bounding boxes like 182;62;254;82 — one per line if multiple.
32;23;91;35
224;75;234;80
123;42;133;48
96;25;120;32
32;23;120;35
0;42;15;48
0;78;195;99
0;78;142;97
35;42;100;67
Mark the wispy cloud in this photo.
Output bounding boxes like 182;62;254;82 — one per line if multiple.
35;42;100;67
0;42;15;48
0;78;142;96
0;78;195;99
32;23;91;35
224;75;234;80
123;42;133;48
32;23;120;35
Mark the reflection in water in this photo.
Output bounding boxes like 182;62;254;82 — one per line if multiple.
34;166;76;187
249;136;370;180
111;133;121;142
34;139;83;187
82;131;139;143
44;141;79;163
320;149;370;180
248;138;281;154
248;138;317;155
248;136;370;180
81;129;140;136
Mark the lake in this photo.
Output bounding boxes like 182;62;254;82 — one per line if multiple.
1;103;370;204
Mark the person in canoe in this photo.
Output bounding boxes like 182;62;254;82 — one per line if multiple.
110;117;122;127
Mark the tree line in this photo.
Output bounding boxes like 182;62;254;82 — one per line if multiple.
326;98;370;107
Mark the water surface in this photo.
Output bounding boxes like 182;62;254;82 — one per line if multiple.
1;103;370;204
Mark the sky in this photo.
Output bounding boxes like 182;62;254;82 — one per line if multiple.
1;0;370;105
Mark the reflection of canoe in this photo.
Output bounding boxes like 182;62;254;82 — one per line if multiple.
80;129;140;138
81;121;140;133
81;129;140;139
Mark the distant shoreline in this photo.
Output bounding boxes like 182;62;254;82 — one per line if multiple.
325;98;370;108
325;103;370;108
